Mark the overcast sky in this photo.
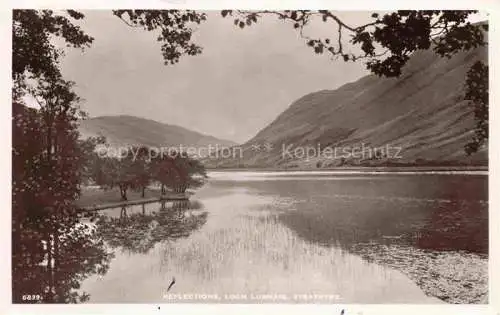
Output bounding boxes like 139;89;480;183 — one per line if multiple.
57;10;485;143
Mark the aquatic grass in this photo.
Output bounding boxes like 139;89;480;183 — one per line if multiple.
155;192;437;303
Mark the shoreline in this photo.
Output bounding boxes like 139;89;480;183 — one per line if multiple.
206;166;488;173
77;193;189;212
75;187;190;211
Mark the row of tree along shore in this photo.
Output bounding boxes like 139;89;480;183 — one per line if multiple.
85;142;207;202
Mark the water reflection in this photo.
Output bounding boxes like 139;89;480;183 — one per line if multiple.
12;200;207;303
12;210;114;303
94;200;208;254
151;190;441;303
212;175;488;254
205;174;488;303
51;173;487;304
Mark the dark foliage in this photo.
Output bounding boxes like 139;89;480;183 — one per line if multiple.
464;61;488;155
12;10;93;91
112;10;206;65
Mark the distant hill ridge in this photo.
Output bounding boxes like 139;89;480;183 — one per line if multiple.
78;115;237;151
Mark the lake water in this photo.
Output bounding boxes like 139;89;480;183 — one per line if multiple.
75;171;488;304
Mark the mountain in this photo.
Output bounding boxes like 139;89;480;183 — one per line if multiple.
207;42;488;169
78;115;237;155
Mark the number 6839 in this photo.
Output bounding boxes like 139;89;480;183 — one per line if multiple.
22;294;42;301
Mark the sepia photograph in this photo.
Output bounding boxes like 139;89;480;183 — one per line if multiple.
9;8;490;307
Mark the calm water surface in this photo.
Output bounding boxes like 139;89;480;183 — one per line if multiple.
77;171;487;303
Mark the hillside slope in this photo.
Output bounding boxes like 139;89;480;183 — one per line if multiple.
79;115;237;152
208;45;488;168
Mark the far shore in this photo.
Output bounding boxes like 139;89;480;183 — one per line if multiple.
206;165;488;172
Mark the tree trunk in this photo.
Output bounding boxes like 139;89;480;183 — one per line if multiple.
141;186;145;198
120;207;128;224
53;226;63;301
46;231;54;302
120;185;128;201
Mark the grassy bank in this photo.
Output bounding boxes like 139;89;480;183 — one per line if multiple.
76;187;163;208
